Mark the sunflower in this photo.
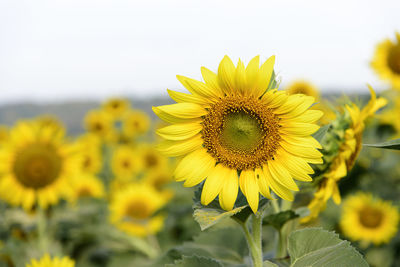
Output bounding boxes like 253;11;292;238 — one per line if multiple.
84;110;114;141
111;145;142;180
109;183;168;237
102;98;131;119
302;86;387;223
153;55;323;213
340;192;399;245
285;80;320;100
0;125;9;143
69;174;105;202
26;254;74;267
122;110;151;137
371;32;400;89
0;120;79;210
380;94;400;137
76;136;102;175
143;166;173;191
139;145;169;172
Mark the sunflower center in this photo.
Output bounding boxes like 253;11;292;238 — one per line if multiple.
78;187;93;198
221;111;264;153
13;143;62;189
126;200;151;219
388;45;400;74
145;154;159;168
202;95;281;170
359;206;383;228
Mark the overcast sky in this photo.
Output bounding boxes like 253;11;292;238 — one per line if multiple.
0;0;399;104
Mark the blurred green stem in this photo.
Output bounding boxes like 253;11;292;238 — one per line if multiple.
276;229;287;258
271;199;280;213
37;208;48;253
239;214;263;267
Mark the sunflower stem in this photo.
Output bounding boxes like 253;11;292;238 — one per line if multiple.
276;229;287;258
238;214;263;267
37;208;48;253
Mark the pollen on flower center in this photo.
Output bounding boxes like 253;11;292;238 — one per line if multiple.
13;143;62;189
359;207;383;228
202;95;281;170
388;45;400;74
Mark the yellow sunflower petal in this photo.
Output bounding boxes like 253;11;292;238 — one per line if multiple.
239;170;259;213
156;122;202;141
219;168;239;211
201;164;229;205
218;55;236;94
157;135;203;157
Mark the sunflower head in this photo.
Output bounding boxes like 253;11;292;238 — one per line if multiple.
84;110;114;141
109;183;168;237
0;119;79;210
154;55;323;213
102;98;131;119
69;174;105;202
122;110;151;137
285;80;320;99
340;192;399;245
26;254;74;267
371;32;400;89
302;87;387;223
111;145;142;180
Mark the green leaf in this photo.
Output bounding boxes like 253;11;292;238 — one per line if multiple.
312;124;330;143
263;210;298;230
192;186;270;229
288;228;369;267
166;255;223;267
363;138;400;150
193;204;247;231
264;260;279;267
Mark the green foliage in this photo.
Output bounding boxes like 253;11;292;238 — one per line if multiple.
312;124;330;143
288;228;368;267
363;138;400;150
263;260;279;267
166;255;223;267
263;210;298;230
192;186;270;230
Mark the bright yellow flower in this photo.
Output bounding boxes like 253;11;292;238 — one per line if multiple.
285;80;320;100
371;32;400;89
84;110;114;141
0;120;79;210
26;254;74;267
340;192;399;245
122;110;151;137
69;174;105;202
302;87;387;222
102;98;130;119
109;183;168;237
111;145;142;180
153;55;323;213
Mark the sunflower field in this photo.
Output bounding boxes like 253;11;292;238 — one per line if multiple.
1;24;400;267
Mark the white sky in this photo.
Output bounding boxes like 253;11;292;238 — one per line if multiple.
0;0;399;104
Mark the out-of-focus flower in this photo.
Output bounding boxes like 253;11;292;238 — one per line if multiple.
371;32;400;89
139;144;168;172
69;174;105;202
302;86;387;223
0;119;80;210
143;167;173;191
102;98;131;119
109;183;168;237
340;192;399;245
380;94;400;137
84;110;114;141
285;80;320;99
76;135;103;175
153;55;323;212
26;254;74;267
0;125;9;143
122;110;151;137
111;145;142;180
